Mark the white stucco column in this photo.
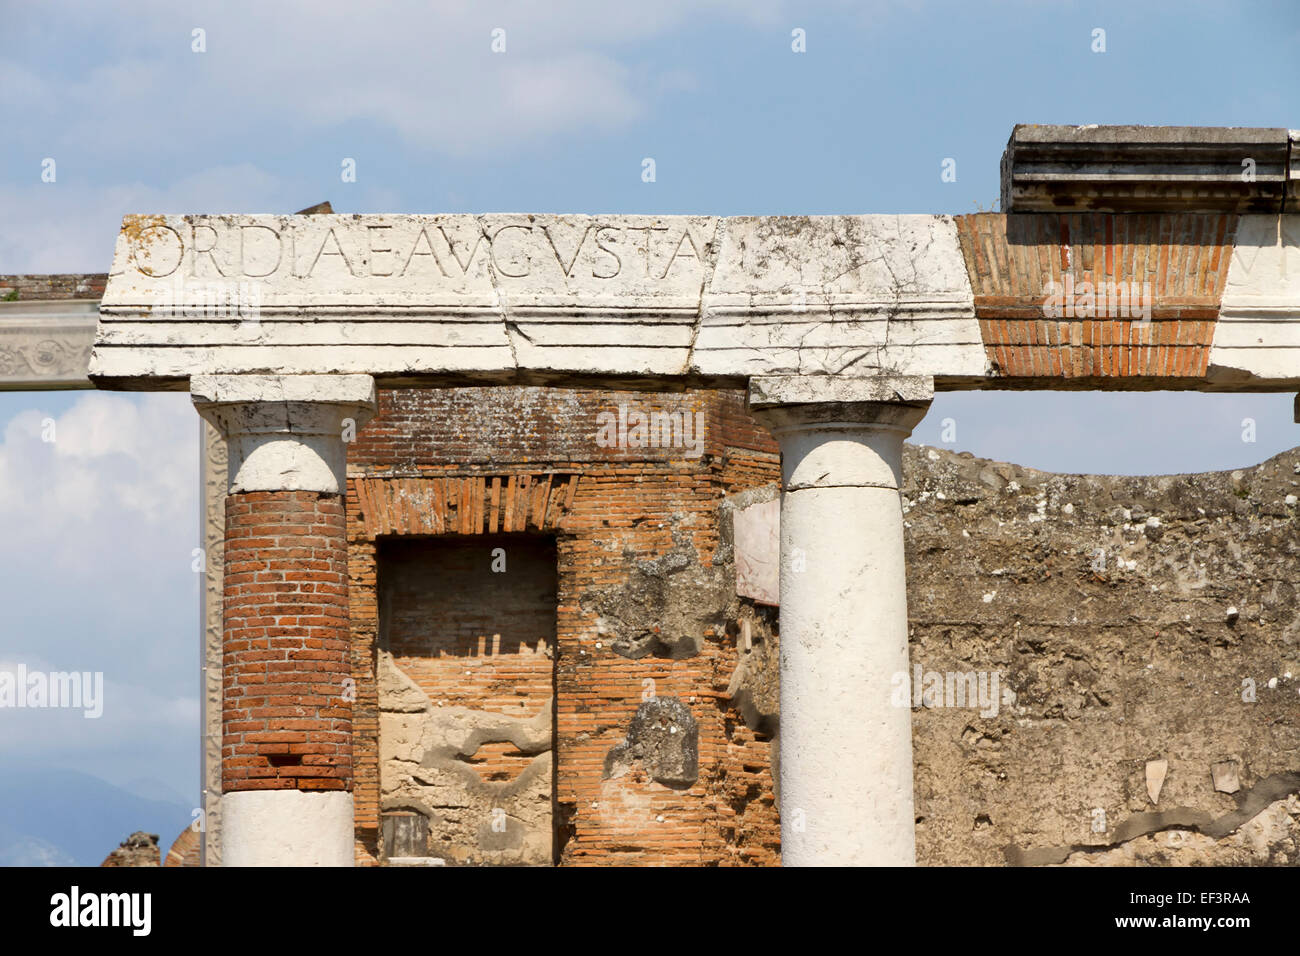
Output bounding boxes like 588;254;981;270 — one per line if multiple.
192;374;376;867
749;375;932;867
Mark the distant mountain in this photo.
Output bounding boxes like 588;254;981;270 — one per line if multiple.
0;765;194;866
121;775;191;808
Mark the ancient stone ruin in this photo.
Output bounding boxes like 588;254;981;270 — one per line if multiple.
3;125;1298;866
99;832;160;868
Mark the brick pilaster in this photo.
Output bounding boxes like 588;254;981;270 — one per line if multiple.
222;490;351;793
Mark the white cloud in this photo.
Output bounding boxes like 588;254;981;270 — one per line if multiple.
0;392;200;793
0;392;195;577
2;0;812;160
0;650;198;800
0;0;865;271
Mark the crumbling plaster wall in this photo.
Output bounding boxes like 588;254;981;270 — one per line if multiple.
903;443;1300;866
376;535;558;865
378;650;555;865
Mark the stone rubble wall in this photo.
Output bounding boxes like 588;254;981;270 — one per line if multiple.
903;442;1300;865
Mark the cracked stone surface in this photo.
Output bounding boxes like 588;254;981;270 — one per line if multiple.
91;213;984;386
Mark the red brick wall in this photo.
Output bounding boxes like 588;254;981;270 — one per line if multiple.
955;213;1236;382
552;468;774;865
348;529;380;863
164;827;201;867
223;491;352;793
349;385;761;470
381;535;556;783
346;387;783;866
707;390;779;459
0;273;107;300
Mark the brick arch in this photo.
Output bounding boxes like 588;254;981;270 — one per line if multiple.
353;474;581;538
164;826;201;867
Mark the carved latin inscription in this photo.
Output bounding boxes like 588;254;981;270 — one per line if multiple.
91;213;991;384
109;215;718;289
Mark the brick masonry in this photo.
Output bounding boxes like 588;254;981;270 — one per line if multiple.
383;535;556;783
222;490;352;793
0;273;107;300
955;213;1237;382
163;827;200;867
343;384;1300;868
345;386;783;865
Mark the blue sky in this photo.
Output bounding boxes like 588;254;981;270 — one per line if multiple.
0;0;1297;855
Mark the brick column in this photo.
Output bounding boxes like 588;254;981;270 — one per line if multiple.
749;375;932;867
192;374;376;867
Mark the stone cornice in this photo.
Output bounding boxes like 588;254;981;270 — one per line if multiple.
91;213;982;387
70;205;1300;392
1001;124;1297;214
0;300;98;390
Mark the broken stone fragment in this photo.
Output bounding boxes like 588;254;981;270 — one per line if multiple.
1212;760;1241;794
603;696;699;789
584;532;727;660
1145;758;1168;805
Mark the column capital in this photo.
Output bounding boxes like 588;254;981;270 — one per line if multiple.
191;374;377;494
747;375;933;491
748;374;934;411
